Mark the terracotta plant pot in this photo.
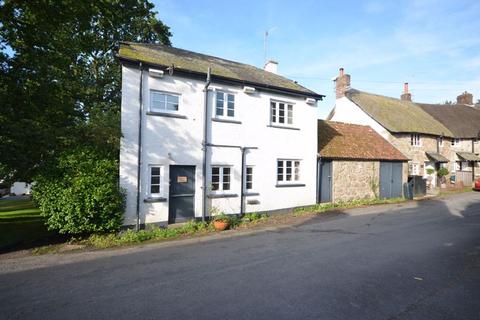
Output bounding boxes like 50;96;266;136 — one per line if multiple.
213;220;229;231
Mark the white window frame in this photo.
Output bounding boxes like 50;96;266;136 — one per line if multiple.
211;165;232;192
410;134;421;147
245;165;254;191
148;165;164;198
271;100;294;126
409;162;420;176
215;91;235;118
277;159;301;184
150;90;180;113
451;138;460;147
438;137;444;147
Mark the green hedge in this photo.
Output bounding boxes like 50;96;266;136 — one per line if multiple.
33;147;124;234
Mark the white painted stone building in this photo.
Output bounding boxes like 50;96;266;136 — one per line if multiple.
118;43;324;227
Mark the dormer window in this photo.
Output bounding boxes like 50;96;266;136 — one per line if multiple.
410;134;421;147
452;138;460;146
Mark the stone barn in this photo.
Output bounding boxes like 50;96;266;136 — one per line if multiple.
317;120;408;203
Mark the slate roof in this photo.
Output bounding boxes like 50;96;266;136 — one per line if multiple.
418;103;480;138
118;42;323;98
425;152;449;163
345;89;454;137
318;120;408;161
457;152;480;162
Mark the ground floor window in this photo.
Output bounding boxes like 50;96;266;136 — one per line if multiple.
277;159;301;183
246;166;253;190
149;165;164;197
211;166;231;191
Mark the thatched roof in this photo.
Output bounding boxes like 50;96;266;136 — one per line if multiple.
318;120;408;161
345;89;453;137
418;103;480;138
118;42;323;98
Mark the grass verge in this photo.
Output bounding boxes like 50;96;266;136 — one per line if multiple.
0;198;60;252
439;187;474;196
293;197;406;215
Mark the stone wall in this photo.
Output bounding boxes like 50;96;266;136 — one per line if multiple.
332;160;379;202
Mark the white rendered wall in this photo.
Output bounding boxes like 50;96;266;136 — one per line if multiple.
120;64;318;225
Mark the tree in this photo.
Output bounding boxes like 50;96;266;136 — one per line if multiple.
0;0;172;182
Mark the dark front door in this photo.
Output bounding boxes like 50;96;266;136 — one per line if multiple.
380;162;403;199
169;165;195;223
319;160;332;203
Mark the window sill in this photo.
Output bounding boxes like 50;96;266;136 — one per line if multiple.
267;124;300;130
212;118;242;124
144;197;167;203
275;183;306;188
208;193;239;199
146;111;188;119
244;192;260;197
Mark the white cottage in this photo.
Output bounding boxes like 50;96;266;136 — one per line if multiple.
118;42;324;227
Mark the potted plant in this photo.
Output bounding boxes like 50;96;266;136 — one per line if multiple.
210;207;230;231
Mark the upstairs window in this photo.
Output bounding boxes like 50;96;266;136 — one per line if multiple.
410;134;421;146
277;160;300;183
271;101;293;125
438;137;444;147
452;138;460;146
211;166;231;191
409;162;420;176
150;91;179;113
215;92;235;118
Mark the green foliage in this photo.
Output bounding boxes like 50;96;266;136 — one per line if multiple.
0;0;172;182
242;212;268;223
426;168;435;175
33;147;125;234
437;167;449;178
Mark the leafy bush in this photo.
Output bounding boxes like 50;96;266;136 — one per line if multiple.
242;212;268;223
426;168;435;175
437;167;449;178
33;147;125;234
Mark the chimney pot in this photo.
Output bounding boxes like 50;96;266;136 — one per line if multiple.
400;82;412;101
335;67;350;99
264;60;278;74
457;91;473;105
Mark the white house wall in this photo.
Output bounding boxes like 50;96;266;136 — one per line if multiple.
120;64;318;225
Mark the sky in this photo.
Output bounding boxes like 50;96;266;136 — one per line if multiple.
153;0;480;118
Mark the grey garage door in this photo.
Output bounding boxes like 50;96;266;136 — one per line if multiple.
380;162;403;199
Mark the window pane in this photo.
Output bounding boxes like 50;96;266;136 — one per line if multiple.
151;167;160;175
211;183;219;191
166;102;178;111
151;185;160;194
227;106;234;117
151;176;160;185
227;94;234;103
216;92;224;116
223;183;230;190
212;174;219;183
246;167;252;175
294;161;300;181
286;160;292;181
279;104;285;123
271;102;276;122
216;106;224;116
287;105;293;124
277;174;283;181
212;167;220;175
166;95;178;104
223;167;231;175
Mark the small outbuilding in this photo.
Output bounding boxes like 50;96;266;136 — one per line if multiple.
317;120;409;203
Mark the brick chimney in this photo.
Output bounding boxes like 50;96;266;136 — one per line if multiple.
264;60;278;74
400;82;412;101
456;91;473;105
335;67;351;99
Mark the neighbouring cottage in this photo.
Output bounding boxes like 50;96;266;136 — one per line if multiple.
326;68;480;188
317;120;408;203
118;42;324;227
418;95;480;186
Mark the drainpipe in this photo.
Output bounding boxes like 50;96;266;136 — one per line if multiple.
135;62;144;231
202;67;211;222
240;148;246;216
316;157;321;203
472;138;476;183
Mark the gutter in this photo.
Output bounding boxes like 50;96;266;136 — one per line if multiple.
135;62;144;231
